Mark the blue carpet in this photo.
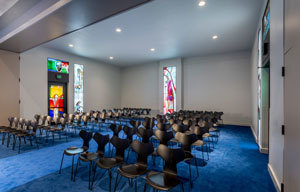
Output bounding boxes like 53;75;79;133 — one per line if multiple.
2;125;275;192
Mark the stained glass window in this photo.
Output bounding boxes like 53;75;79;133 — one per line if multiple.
74;64;84;113
163;66;176;114
48;58;69;74
49;85;64;118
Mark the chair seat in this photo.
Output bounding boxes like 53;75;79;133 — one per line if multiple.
209;128;217;132
64;147;84;156
97;157;123;169
79;152;98;162
146;171;180;191
184;151;194;160
118;163;148;178
169;138;179;143
192;140;205;146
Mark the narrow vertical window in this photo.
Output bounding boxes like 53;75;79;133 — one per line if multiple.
74;64;84;113
163;66;176;114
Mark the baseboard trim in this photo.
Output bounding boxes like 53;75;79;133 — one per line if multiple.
268;164;281;192
223;121;251;127
259;146;269;154
250;125;258;143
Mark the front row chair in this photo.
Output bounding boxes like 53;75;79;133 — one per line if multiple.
144;144;185;191
114;140;154;192
91;136;130;192
59;130;93;181
74;132;109;189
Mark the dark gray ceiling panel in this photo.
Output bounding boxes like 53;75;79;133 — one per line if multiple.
0;0;151;53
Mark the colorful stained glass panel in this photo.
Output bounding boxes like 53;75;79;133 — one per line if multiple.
48;58;69;74
49;85;64;117
163;66;176;114
74;64;84;113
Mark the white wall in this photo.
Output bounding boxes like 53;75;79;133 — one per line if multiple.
120;51;252;125
183;52;251;125
250;0;284;190
20;47;120;119
0;50;20;126
120;62;159;111
268;0;284;190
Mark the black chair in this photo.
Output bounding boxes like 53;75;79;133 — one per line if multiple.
175;132;200;187
91;136;130;192
137;127;153;143
59;130;93;181
74;132;110;188
114;140;154;192
156;123;171;132
144;144;185;191
154;129;174;146
110;124;122;137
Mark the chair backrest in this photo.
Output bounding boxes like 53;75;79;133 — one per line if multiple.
109;124;122;136
31;120;38;133
157;144;185;175
93;133;110;156
34;115;40;123
13;117;19;129
46;116;52;125
60;118;67;129
19;118;25;129
24;120;32;131
68;114;74;123
110;136;130;160
155;130;174;145
137;127;153;143
79;130;93;151
172;123;187;133
156;123;171;131
123;125;136;141
8;117;14;127
131;140;154;165
82;115;88;125
182;119;191;127
175;132;198;152
53;117;60;125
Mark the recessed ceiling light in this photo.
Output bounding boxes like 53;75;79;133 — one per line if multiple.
150;48;155;52
109;56;114;60
115;28;122;32
212;35;218;39
198;0;206;7
68;44;74;47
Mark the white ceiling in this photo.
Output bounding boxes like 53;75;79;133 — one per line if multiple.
0;0;18;17
42;0;263;66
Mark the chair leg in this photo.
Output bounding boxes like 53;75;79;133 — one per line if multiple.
65;131;68;142
35;136;39;149
18;136;21;153
109;169;112;192
91;165;97;190
181;182;185;192
113;172;120;192
71;155;75;181
206;144;209;160
195;158;199;176
7;134;11;147
12;135;16;150
52;131;55;144
59;153;65;174
29;136;33;146
74;157;80;182
144;182;147;192
188;161;193;188
2;132;6;144
135;177;137;192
